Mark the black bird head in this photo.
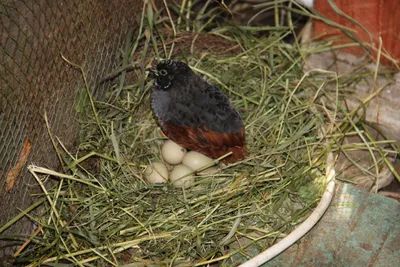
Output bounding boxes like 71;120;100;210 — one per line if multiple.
147;60;191;90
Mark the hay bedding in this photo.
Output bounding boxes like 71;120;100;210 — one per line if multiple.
4;1;399;266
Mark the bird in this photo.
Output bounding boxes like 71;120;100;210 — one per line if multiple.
148;59;246;163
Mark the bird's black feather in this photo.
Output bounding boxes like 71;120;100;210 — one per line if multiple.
151;60;243;134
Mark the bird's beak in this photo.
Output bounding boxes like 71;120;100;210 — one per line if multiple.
146;68;158;79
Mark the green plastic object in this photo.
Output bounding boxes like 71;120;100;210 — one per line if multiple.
264;183;400;266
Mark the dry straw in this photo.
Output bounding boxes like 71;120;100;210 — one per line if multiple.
2;1;398;266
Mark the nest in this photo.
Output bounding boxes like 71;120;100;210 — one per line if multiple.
3;1;399;266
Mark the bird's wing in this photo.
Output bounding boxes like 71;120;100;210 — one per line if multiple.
168;82;244;135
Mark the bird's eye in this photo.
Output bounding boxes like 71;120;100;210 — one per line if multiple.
159;69;168;76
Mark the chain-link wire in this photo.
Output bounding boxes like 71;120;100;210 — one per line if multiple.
0;0;141;255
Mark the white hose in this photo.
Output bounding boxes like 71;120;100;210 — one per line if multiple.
239;153;336;267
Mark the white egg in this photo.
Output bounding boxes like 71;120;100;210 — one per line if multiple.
182;151;215;172
161;140;187;165
144;162;169;184
170;164;195;189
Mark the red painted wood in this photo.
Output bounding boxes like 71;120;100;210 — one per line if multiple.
314;0;400;66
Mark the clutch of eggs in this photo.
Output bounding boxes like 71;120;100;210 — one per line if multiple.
144;139;218;188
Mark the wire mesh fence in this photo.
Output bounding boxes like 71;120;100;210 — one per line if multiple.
0;0;141;255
